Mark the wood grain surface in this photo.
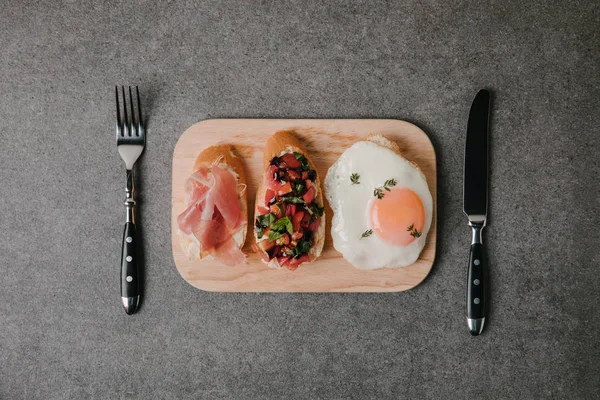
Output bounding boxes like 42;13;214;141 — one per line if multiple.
171;119;436;292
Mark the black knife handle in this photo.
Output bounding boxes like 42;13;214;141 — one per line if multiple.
121;222;140;312
467;241;486;335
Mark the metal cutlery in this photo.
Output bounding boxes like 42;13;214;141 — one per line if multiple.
115;86;145;315
463;89;491;335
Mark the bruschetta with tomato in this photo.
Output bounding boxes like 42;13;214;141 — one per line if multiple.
253;130;325;270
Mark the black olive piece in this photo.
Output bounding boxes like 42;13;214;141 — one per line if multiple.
303;230;313;242
307;170;317;181
268;196;277;205
255;219;261;228
271;156;281;166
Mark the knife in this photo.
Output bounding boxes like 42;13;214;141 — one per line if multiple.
463;89;491;336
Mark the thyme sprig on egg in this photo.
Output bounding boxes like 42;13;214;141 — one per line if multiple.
407;223;422;238
360;229;373;239
373;178;397;199
350;173;360;185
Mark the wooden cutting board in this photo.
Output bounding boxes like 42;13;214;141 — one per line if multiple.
171;119;436;292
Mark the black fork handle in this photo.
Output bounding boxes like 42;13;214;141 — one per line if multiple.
121;170;140;315
121;221;140;313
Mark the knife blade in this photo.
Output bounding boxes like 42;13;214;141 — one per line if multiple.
463;89;491;336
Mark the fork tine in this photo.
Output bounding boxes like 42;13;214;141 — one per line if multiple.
122;86;130;136
135;86;143;137
128;86;136;136
115;86;122;137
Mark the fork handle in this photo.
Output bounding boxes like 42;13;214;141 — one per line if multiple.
121;170;140;315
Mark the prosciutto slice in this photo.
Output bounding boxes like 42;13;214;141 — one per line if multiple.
176;163;245;266
210;165;242;230
192;209;245;266
176;185;210;234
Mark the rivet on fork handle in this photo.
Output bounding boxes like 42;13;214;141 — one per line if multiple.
125;169;135;223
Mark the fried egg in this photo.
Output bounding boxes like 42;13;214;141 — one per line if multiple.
324;136;432;270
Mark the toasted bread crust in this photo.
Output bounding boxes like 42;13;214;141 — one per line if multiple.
365;133;402;155
254;130;325;266
179;144;247;260
365;133;425;178
193;144;247;189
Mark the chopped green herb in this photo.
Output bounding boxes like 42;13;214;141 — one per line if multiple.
268;230;284;241
350;173;360;185
293;152;311;170
281;195;305;204
360;229;373;239
271;216;293;234
255;226;264;239
294;152;308;164
303;203;324;219
295;182;305;193
291;238;313;258
256;213;277;228
311;204;324;216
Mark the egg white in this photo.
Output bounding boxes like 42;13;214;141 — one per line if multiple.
325;141;432;270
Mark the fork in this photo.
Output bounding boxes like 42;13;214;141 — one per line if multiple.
115;86;145;315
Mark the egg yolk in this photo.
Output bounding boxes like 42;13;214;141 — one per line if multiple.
369;188;425;246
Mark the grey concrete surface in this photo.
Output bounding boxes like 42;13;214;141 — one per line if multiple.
1;0;599;399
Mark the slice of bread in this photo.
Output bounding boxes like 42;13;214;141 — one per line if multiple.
254;130;325;268
178;144;247;260
365;133;426;178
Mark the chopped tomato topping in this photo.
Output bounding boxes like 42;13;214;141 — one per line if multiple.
292;211;305;232
285;203;296;217
276;181;292;196
303;187;315;204
278;256;291;268
270;204;282;217
289;254;310;270
257;205;270;215
288;170;300;180
265;189;275;207
256;152;323;271
280;153;302;169
301;213;311;228
275;234;290;246
266;165;291;194
291;231;304;240
309;218;321;232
